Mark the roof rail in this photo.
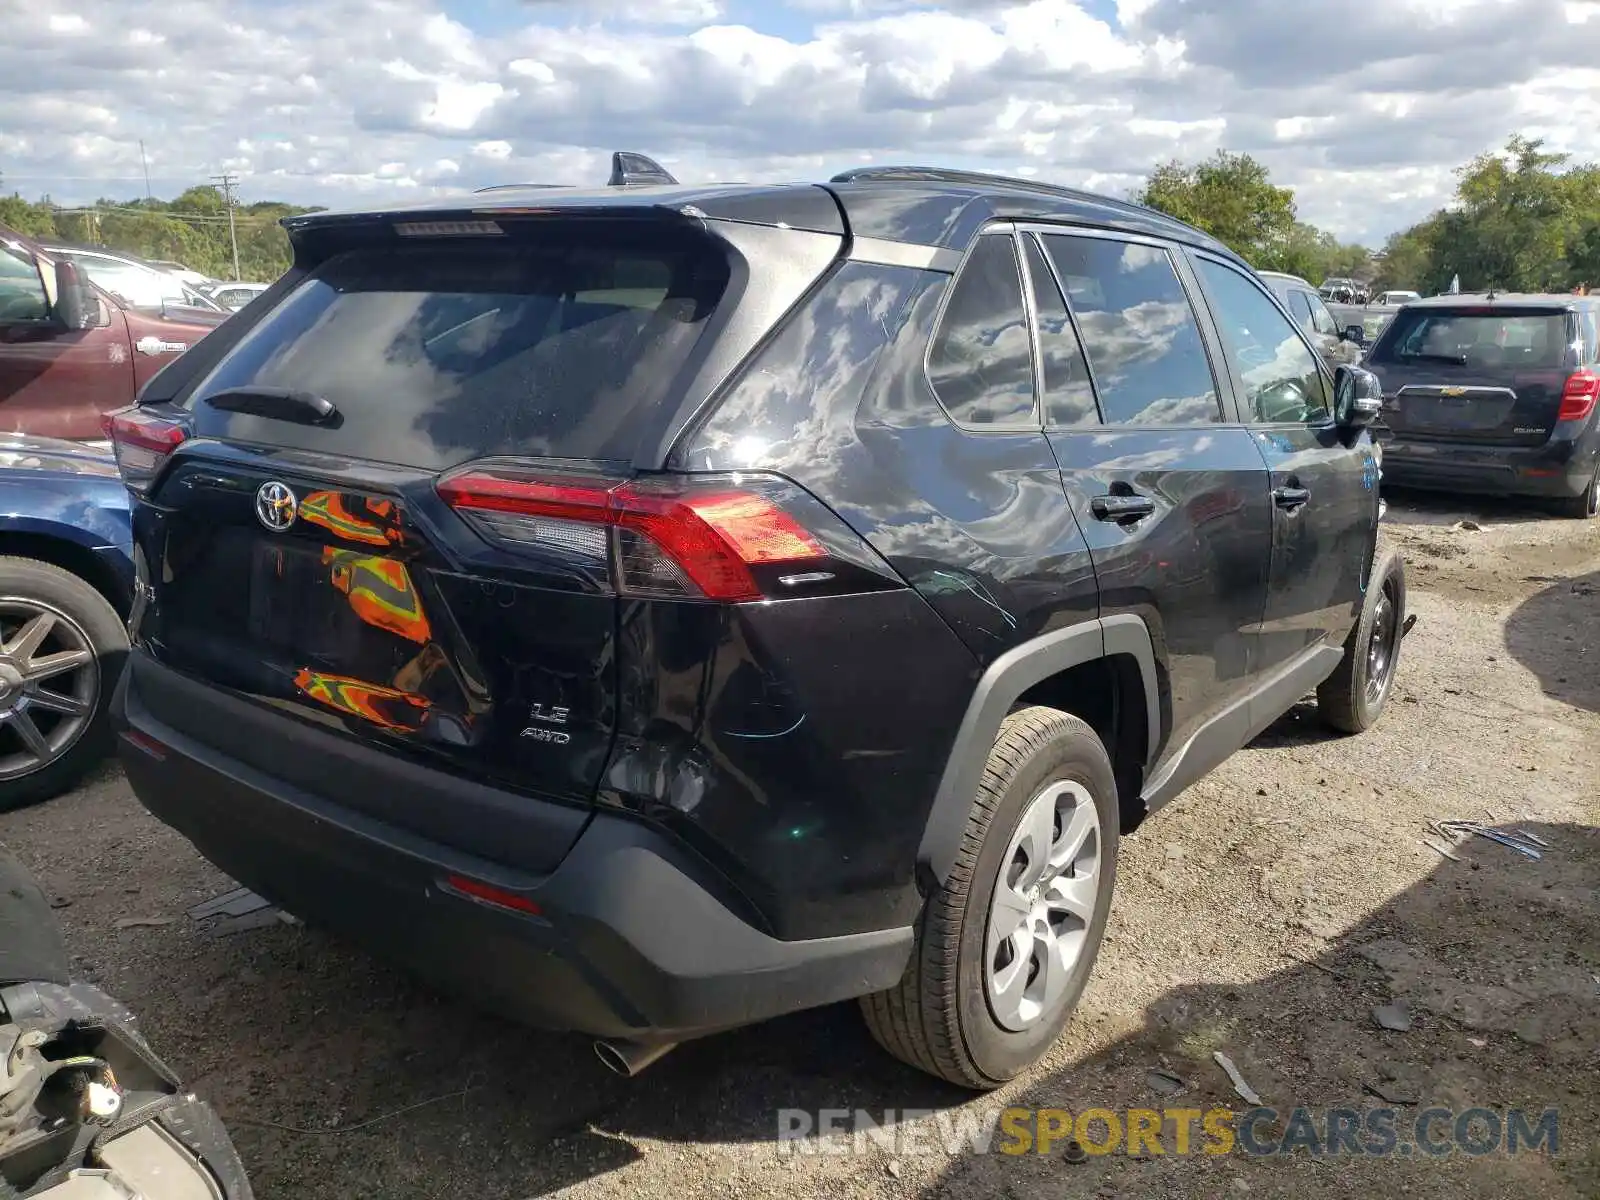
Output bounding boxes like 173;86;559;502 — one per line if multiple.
471;183;571;194
830;164;1164;219
609;151;678;188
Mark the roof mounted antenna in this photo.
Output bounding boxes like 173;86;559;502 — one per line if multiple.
609;152;678;188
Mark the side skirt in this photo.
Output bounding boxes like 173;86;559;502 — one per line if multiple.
1139;642;1345;815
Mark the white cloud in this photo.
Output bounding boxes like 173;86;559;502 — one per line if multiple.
2;0;1599;243
420;80;508;132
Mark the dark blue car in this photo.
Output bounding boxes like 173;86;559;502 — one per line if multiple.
0;434;131;808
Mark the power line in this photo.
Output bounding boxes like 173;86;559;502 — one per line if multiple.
211;172;242;282
52;204;285;225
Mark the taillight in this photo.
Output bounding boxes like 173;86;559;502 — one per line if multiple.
436;465;897;602
105;406;188;495
1558;371;1600;422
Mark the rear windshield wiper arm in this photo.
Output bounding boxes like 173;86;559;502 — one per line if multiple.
204;387;341;427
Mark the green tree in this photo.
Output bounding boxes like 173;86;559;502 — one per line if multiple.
1273;222;1373;286
0;195;57;238
1444;136;1580;291
1135;150;1299;265
1371;218;1444;293
0;182;311;281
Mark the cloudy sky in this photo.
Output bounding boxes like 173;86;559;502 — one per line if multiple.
4;0;1600;245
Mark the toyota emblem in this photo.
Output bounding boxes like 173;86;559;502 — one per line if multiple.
255;481;298;533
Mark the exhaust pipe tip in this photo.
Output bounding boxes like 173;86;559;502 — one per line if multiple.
594;1039;678;1078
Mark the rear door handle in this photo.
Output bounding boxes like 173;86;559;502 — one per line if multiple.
1273;486;1311;510
1091;493;1156;521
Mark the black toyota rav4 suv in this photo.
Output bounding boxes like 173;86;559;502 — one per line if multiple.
108;157;1404;1089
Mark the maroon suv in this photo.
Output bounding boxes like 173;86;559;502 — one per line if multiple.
1;225;226;439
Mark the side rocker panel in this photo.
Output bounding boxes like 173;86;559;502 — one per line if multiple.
917;616;1159;888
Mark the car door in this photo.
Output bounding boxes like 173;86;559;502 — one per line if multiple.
1187;252;1376;678
1026;228;1274;774
0;246;134;438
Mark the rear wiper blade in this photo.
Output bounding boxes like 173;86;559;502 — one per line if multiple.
205;386;341;427
1398;352;1468;365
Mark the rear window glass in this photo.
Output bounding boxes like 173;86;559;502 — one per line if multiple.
187;228;729;469
1373;309;1572;370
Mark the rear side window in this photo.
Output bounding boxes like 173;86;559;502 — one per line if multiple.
187;227;730;469
1373;308;1572;370
926;234;1037;428
1022;236;1098;428
1041;234;1221;426
1579;309;1598;364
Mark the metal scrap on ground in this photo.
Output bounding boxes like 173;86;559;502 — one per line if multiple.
1212;1051;1263;1105
187;886;300;936
1426;820;1549;860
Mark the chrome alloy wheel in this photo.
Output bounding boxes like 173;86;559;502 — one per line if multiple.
0;599;98;781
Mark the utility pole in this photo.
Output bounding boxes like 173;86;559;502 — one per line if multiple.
139;140;152;201
211;172;241;281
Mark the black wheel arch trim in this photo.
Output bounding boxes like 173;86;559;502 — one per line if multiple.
917;614;1160;889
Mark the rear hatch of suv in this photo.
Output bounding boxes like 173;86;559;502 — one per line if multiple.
113;210;850;873
1367;304;1583;446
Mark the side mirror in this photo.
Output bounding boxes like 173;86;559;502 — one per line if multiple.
1335;365;1383;428
51;260;95;331
1342;324;1365;344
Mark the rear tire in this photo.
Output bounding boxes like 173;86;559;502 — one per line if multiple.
860;707;1118;1089
1317;542;1405;734
1558;467;1599;520
0;557;127;812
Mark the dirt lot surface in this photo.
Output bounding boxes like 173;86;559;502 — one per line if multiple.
4;488;1598;1200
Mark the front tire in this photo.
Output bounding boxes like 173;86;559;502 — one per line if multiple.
1317;542;1405;734
0;557;128;812
860;707;1119;1089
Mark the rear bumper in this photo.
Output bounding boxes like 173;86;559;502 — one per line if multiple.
1381;433;1597;499
113;654;912;1042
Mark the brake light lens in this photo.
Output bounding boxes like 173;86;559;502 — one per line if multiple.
105;406;188;494
1558;371;1599;422
438;468;830;602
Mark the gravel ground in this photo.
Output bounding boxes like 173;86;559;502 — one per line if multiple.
3;489;1597;1200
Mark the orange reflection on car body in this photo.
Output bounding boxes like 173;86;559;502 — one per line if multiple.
300;491;404;547
322;547;432;643
293;667;431;731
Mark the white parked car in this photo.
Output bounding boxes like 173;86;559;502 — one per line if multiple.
148;259;216;291
41;244;223;313
206;281;271;311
